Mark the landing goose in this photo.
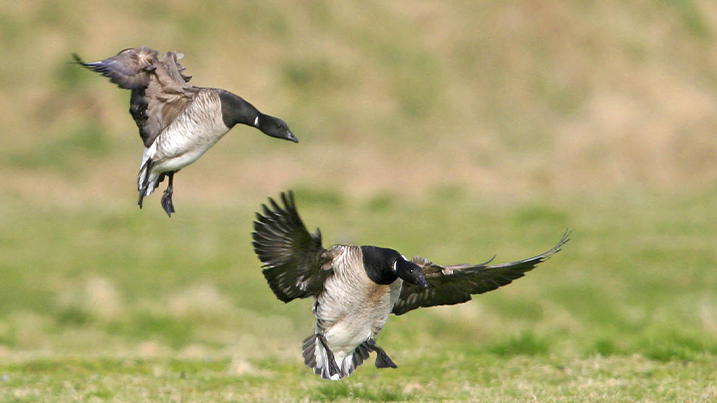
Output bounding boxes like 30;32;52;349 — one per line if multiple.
252;191;570;380
74;46;298;216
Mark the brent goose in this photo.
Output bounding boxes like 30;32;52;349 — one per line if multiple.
252;191;569;380
74;46;298;216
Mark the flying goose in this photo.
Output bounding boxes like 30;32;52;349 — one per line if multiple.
74;46;298;216
252;191;570;380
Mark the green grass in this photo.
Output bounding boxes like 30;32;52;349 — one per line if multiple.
0;189;715;401
1;1;717;400
1;355;715;402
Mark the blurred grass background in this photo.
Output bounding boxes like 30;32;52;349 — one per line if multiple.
1;0;716;401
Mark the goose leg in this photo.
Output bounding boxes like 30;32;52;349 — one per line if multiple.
366;339;397;369
160;172;176;217
317;334;341;378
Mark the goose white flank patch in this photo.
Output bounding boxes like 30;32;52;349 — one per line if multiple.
252;191;570;380
74;46;298;216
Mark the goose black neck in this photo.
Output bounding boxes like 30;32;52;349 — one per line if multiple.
360;246;399;285
218;90;260;129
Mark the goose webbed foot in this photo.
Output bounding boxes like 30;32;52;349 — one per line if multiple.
160;172;176;217
161;188;175;217
366;339;397;369
374;348;397;369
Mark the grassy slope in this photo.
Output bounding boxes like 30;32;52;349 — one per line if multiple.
1;0;717;401
2;1;717;200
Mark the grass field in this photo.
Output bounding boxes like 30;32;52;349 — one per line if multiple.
2;1;717;401
1;189;716;401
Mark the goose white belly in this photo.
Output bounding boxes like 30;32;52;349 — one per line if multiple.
316;269;401;359
321;298;385;352
150;103;230;173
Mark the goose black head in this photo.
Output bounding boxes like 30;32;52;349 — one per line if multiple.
394;256;429;289
218;91;298;143
256;114;298;143
361;246;428;288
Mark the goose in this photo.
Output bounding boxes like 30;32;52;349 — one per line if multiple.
252;191;570;380
73;46;298;216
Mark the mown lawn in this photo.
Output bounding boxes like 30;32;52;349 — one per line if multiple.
2;355;715;402
0;188;715;401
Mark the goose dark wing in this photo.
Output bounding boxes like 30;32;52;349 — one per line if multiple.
252;191;331;303
73;46;158;90
392;231;570;316
131;52;198;147
159;51;192;83
129;51;198;147
75;46;197;147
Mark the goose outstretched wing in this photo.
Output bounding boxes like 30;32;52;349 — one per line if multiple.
73;46;157;90
75;46;197;147
392;231;570;315
253;191;332;303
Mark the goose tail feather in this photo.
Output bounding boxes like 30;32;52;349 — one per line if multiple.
137;146;160;197
302;334;370;380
